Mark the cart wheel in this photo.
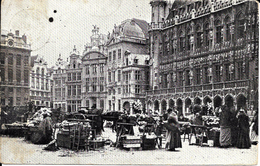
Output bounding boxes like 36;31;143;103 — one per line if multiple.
30;132;43;144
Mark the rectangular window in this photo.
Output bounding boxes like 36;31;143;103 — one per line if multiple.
215;65;221;82
109;52;112;61
179;71;183;86
109;100;111;110
196;68;201;85
205;67;210;83
180;37;185;52
24;56;29;66
72;85;76;95
86;100;89;108
68;73;71;81
93;64;97;74
237;62;243;80
118;70;121;82
118;88;121;94
86;65;90;75
36;78;39;88
135;71;141;80
135;85;141;94
216;26;222;43
72;73;76;80
113;50;116;60
118;49;121;59
8;54;13;65
16;69;21;83
0;53;5;64
108;72;111;82
41;78;44;90
86;78;90;92
62;88;65;97
112;71;116;82
77;85;81;96
77;73;81;80
100;64;104;73
24;70;29;84
186;70;191;85
226;24;231;41
225;64;230;81
100;85;104;92
17;54;21;65
46;81;49;90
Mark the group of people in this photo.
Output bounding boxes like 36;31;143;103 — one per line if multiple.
219;103;258;149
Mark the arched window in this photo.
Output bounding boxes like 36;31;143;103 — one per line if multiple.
196;26;202;48
204;23;210;47
215;20;222;44
237;13;245;39
36;67;40;75
224;16;231;41
41;68;44;76
179;31;185;52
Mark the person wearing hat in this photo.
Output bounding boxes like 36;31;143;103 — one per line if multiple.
236;107;251;148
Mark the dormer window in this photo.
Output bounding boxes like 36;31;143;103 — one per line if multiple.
134;58;138;64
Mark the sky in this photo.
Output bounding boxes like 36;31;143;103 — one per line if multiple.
1;0;152;67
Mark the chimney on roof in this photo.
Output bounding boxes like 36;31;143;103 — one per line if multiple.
15;30;19;36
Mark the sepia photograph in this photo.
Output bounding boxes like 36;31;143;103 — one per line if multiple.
0;0;259;165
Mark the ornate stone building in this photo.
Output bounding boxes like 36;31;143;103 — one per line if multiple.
0;30;31;106
30;55;52;107
82;26;107;110
147;0;258;116
106;18;150;114
66;46;82;112
51;54;68;112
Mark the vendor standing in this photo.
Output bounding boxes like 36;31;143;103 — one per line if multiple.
164;108;182;151
39;113;53;144
219;105;232;148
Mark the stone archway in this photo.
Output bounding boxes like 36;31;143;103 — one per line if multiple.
123;101;130;114
214;95;222;108
194;97;202;105
237;94;247;110
161;99;167;115
176;98;183;116
169;99;175;109
154;100;159;112
225;95;234;107
203;96;212;105
185;98;192;115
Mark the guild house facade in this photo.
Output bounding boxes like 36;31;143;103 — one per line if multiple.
146;0;258;116
0;30;31;106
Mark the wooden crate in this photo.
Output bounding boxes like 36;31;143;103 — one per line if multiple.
142;138;156;150
57;133;72;149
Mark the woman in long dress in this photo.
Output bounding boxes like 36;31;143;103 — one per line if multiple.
219;105;232;147
236;108;251;149
164;109;182;151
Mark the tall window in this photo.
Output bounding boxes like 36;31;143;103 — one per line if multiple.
195;68;201;84
41;78;44;90
196;26;202;48
93;64;97;74
108;71;111;82
237;62;243;80
8;54;13;65
179;71;183;86
17;54;21;65
118;100;121;111
8;68;13;83
109;52;112;61
112;71;116;82
16;69;21;83
68;73;71;81
204;23;210;46
68;86;71;96
225;64;230;81
77;85;81;96
118;70;121;82
41;68;44;76
204;67;209;83
113;50;116;60
215;20;222;44
72;73;76;80
24;56;29;66
0;53;5;64
86;65;90;75
86;78;90;92
135;85;141;94
118;49;121;59
215;65;221;82
77;73;81;80
224;17;231;41
187;28;192;50
100;64;104;73
72;85;76;95
237;14;245;39
23;70;28;84
186;70;191;85
135;71;141;80
180;31;185;52
93;77;97;92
